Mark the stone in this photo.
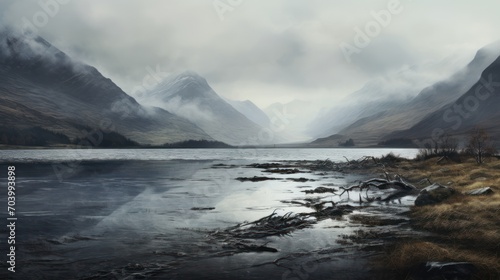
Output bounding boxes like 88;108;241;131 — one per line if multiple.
410;261;477;280
415;184;455;206
466;187;494;196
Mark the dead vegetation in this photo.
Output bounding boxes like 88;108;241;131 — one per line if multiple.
311;153;406;172
373;156;500;279
303;153;500;278
232;154;499;278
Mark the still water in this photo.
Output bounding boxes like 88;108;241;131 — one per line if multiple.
0;148;419;162
0;148;419;279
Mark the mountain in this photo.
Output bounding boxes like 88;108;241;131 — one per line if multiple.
306;82;412;139
139;71;268;146
0;28;211;146
307;56;477;139
388;55;500;144
225;99;270;128
331;42;500;146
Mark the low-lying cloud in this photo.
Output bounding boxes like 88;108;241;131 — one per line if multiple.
0;0;499;111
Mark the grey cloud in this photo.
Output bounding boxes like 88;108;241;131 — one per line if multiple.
0;0;499;110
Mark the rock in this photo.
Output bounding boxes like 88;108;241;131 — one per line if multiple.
264;168;303;174
124;263;145;271
191;207;216;211
302;186;336;194
415;184;455;206
410;262;477;280
236;176;279;182
466;187;494;196
287;177;314;182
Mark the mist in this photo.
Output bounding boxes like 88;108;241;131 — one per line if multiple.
1;0;499;141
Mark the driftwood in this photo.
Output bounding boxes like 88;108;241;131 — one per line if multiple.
209;204;356;254
338;177;416;196
418;178;433;185
336;175;417;203
211;211;312;239
206;211;311;254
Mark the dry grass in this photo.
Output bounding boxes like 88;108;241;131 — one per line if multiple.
374;156;500;278
380;242;500;279
411;193;500;250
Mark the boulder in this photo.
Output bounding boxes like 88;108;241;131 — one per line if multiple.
466;187;494;196
415;184;455;206
410;262;477;280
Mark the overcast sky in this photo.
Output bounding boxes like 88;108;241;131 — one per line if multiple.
1;0;499;107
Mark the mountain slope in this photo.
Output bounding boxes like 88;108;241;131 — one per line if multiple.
140;71;267;145
389;55;500;143
0;28;211;145
225;99;270;128
307;57;471;139
334;42;500;146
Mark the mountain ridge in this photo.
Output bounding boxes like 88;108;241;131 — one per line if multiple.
0;29;212;146
331;42;500;146
387;55;500;144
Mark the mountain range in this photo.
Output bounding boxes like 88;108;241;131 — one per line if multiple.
1;26;499;148
306;57;467;139
312;41;500;147
0;28;214;146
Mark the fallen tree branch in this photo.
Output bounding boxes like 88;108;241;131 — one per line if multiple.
336;177;417;202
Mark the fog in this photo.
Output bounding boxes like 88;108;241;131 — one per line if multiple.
1;0;499;136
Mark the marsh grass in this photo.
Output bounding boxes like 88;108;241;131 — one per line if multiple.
373;156;500;278
379;241;500;279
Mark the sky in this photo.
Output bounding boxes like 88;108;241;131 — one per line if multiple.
0;0;499;108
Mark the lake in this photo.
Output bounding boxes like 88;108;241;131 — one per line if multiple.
0;148;420;279
0;148;419;162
